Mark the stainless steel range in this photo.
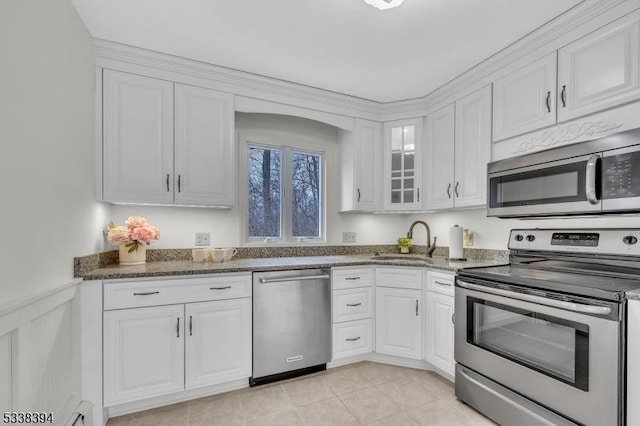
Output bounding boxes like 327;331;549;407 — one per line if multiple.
455;228;640;426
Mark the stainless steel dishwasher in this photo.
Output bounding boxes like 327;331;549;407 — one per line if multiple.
250;269;331;386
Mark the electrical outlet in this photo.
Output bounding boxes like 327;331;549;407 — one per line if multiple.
195;232;210;246
342;232;357;243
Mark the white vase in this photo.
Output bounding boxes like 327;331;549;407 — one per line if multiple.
400;246;410;254
119;243;147;265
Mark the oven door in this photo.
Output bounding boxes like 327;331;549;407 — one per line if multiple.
487;154;601;217
455;280;620;426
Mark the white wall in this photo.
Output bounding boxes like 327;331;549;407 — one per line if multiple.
409;208;640;250
0;0;105;307
108;113;409;248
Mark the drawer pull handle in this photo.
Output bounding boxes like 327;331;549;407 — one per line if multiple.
345;277;361;281
435;281;452;287
133;291;159;296
346;337;361;342
346;303;362;307
210;286;231;290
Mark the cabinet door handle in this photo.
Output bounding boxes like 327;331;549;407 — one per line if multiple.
454;182;460;198
178;175;181;193
345;277;361;281
561;85;567;107
435;280;452;287
416;300;419;316
447;183;451;199
417;188;420;202
545;91;551;113
166;174;170;192
210;286;231;290
189;315;193;336
346;303;362;307
357;188;361;202
133;291;159;296
346;336;361;342
452;313;456;325
177;317;180;338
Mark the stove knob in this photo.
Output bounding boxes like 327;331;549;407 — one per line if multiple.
515;234;524;242
526;235;536;242
623;235;638;245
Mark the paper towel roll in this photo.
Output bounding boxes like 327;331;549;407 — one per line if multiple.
449;225;464;260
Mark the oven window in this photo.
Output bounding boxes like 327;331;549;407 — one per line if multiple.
489;160;591;208
467;297;589;391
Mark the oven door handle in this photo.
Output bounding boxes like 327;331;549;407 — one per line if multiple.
457;280;611;316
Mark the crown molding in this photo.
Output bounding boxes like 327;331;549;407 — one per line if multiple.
94;39;384;121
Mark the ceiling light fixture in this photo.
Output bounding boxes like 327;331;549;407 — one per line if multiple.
364;0;405;11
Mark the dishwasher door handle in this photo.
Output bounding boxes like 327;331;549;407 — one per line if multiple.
259;274;331;284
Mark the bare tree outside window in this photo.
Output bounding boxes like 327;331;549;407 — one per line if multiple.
248;146;281;238
292;152;321;238
246;144;323;241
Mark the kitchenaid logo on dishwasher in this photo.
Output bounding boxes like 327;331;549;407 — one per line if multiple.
286;355;304;363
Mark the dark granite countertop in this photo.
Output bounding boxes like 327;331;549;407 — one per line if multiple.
78;254;506;281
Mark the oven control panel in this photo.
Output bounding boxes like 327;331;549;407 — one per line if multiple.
509;229;640;255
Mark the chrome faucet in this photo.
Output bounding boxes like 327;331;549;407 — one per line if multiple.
407;220;437;257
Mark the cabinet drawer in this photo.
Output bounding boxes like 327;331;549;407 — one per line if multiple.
104;274;251;310
375;267;422;290
426;271;455;296
333;287;373;323
332;267;373;290
332;319;373;360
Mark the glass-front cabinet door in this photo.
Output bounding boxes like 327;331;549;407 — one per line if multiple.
383;118;423;210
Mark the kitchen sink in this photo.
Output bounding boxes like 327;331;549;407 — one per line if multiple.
370;255;434;263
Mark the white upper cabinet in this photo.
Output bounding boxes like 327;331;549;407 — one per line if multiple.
493;53;557;142
102;70;234;207
424;104;455;210
341;119;382;211
174;84;234;206
558;13;640;122
424;86;491;211
103;70;174;204
492;11;640;143
454;85;492;208
383;118;423;210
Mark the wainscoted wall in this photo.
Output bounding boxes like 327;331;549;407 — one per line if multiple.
0;281;82;423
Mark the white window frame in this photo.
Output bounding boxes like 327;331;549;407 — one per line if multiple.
239;133;326;245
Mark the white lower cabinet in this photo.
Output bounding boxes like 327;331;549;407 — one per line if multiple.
103;275;252;407
375;286;423;359
331;267;374;361
185;299;251;389
424;271;455;377
103;304;185;406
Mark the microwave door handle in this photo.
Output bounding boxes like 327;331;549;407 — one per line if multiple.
457;280;611;316
585;154;600;205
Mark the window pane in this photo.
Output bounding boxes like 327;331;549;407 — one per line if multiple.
292;152;321;238
391;127;403;151
248;146;281;238
403;125;415;151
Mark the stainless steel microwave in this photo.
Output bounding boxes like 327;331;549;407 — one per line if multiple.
487;128;640;217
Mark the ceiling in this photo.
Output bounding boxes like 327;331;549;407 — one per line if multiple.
71;0;583;103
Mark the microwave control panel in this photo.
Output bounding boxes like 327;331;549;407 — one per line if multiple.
602;151;640;199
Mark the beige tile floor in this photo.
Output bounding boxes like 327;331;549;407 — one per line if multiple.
106;362;496;426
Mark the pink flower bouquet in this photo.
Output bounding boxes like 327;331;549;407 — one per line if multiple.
107;216;160;253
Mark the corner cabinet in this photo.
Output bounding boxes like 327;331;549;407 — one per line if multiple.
424;85;491;210
102;69;235;207
340;119;383;211
383;118;424;211
375;267;423;359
